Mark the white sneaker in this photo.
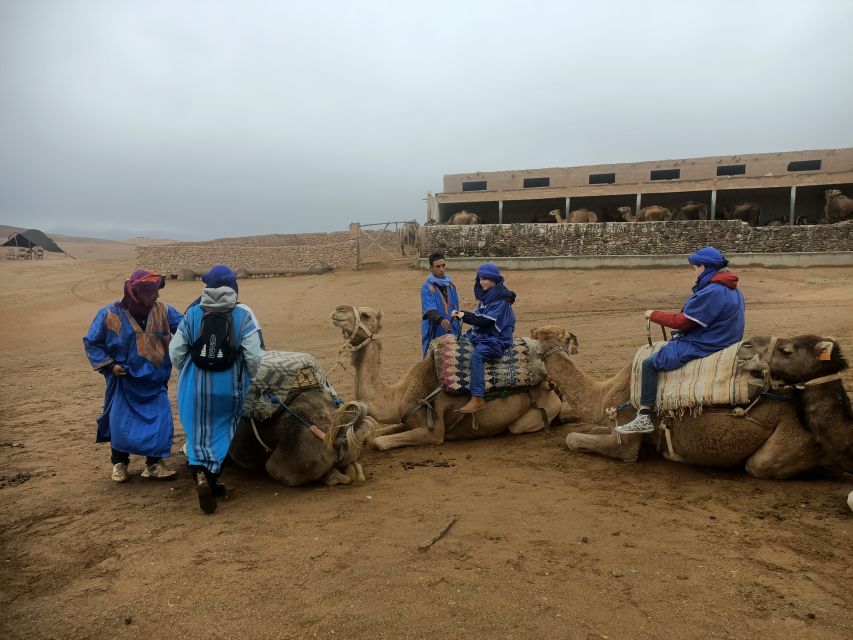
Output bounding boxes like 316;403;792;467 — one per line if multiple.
614;412;655;434
141;462;177;480
111;462;129;483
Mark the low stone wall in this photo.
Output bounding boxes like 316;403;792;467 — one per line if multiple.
136;239;357;275
424;221;853;257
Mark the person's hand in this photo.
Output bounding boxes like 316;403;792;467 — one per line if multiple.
111;364;127;376
440;319;452;330
644;310;654;319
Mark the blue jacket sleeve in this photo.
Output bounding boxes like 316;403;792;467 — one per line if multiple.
83;308;115;372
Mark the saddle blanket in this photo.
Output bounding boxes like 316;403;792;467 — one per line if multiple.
431;334;546;395
630;341;753;414
243;350;342;421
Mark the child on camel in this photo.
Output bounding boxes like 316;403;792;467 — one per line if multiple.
616;246;745;434
451;263;516;413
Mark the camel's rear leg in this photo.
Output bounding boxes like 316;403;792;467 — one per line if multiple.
373;422;410;437
565;432;642;462
374;427;444;451
745;414;823;479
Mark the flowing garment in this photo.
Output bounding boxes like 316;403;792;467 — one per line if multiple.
170;287;262;475
83;301;182;457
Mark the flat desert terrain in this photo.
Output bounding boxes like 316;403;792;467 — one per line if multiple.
1;258;851;640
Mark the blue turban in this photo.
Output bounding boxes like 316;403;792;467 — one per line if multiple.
203;265;239;294
688;247;728;270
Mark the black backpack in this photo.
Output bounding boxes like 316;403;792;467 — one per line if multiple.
189;310;239;371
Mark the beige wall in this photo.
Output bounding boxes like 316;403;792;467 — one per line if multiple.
441;147;853;195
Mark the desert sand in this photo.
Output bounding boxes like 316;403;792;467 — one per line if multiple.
1;257;851;639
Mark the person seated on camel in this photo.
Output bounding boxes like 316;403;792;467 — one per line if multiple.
616;246;745;434
451;263;516;413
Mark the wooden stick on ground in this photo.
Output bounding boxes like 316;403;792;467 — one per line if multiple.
417;516;458;551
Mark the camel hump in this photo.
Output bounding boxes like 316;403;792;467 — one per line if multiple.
629;342;754;413
243;350;343;421
430;334;546;395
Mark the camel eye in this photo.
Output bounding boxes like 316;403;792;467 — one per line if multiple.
779;347;793;356
741;342;751;349
360;312;370;319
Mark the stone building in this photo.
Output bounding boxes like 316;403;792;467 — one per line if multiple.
428;148;853;225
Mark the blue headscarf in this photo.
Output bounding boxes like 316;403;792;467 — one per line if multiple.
186;265;239;311
689;247;728;292
202;265;239;294
474;263;506;304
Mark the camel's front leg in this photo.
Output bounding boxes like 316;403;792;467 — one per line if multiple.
745;413;823;479
565;431;642;462
321;468;353;486
374;428;445;451
342;461;366;483
373;422;411;437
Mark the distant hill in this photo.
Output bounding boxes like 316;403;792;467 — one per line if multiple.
1;225;182;261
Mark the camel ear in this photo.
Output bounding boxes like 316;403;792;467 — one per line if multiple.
815;340;834;361
376;310;383;324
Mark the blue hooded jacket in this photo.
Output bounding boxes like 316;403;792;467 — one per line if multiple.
465;263;516;349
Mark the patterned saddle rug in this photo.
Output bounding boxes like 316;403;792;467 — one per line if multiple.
630;341;754;415
431;334;546;395
243;350;342;421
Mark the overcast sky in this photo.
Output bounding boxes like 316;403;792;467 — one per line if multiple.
1;1;852;240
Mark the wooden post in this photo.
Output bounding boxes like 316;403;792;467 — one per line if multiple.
789;186;797;224
710;189;717;220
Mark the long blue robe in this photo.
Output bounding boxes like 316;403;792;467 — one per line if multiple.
170;295;261;475
83;302;182;457
421;275;460;356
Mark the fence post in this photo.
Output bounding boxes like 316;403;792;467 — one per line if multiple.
349;222;361;271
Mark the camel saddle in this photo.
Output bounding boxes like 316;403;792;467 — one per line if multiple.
630;341;754;415
243;350;342;421
431;334;546;396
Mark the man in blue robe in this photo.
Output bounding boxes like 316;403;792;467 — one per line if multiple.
169;265;262;513
451;263;516;413
421;252;460;356
84;269;183;482
616;246;746;434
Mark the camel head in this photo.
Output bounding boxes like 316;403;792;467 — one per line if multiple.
737;335;848;383
548;209;560;219
825;189;842;201
330;305;383;347
617;206;638;222
326;401;377;466
531;325;578;355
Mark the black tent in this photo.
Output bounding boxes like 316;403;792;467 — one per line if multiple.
3;229;65;253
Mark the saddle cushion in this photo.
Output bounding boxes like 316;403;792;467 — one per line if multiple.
431;334;546;395
630;341;753;414
243;351;342;421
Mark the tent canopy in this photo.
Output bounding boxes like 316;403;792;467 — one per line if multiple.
3;229;65;253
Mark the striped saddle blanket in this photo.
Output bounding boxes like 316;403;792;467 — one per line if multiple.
630;341;753;414
243;350;342;421
431;334;546;395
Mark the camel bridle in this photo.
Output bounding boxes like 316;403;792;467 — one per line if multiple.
338;306;380;353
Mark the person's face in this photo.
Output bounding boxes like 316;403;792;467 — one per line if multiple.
692;264;705;278
479;277;496;291
137;289;160;305
430;259;447;278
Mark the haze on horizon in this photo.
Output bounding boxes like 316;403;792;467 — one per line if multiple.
1;0;852;241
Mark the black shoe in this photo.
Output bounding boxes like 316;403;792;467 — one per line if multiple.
194;470;217;514
211;483;227;498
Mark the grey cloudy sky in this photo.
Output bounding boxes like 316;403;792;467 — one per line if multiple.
1;0;852;240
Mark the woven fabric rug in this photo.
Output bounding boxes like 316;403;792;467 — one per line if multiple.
431;334;546;395
630;341;752;414
243;350;342;421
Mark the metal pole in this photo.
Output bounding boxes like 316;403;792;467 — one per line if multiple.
498;200;503;224
710;189;717;220
789;186;797;224
565;197;571;216
635;193;642;216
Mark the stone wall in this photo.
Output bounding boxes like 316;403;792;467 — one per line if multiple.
136;236;357;275
424;221;853;257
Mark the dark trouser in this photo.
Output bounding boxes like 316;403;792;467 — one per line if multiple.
111;448;159;467
189;464;221;485
469;342;505;398
640;356;660;408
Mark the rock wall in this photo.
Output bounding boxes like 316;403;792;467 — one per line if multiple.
137;237;357;275
424;221;853;257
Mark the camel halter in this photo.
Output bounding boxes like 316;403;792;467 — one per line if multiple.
339;306;379;352
540;344;571;360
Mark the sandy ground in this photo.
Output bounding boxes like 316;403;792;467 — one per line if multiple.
1;258;851;640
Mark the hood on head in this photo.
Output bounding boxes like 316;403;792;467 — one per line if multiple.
200;286;238;312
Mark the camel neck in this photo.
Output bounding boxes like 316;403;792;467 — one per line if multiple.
544;351;631;423
796;383;853;473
